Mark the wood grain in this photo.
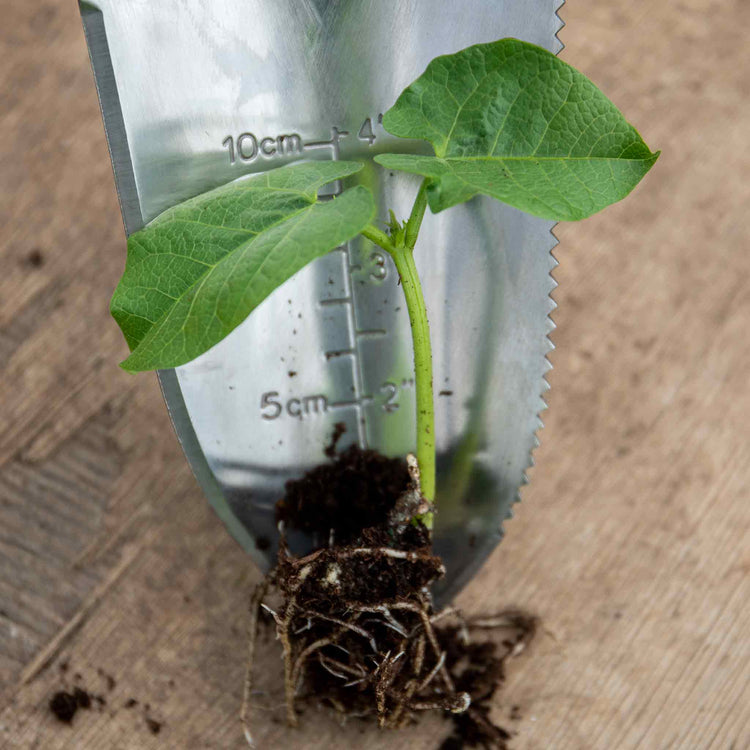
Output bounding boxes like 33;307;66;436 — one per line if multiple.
1;1;748;748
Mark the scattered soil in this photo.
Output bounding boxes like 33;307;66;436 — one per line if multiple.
323;421;348;459
97;668;116;691
25;248;45;268
244;442;537;748
73;687;92;710
438;612;536;749
49;687;93;724
48;670;165;737
49;691;79;724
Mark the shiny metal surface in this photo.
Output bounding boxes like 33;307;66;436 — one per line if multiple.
80;0;564;602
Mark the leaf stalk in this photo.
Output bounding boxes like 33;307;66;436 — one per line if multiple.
405;181;429;250
361;225;398;254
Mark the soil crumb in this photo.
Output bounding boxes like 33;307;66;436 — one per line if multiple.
145;717;162;735
323;421;348;459
73;687;92;710
49;687;93;724
49;692;78;724
26;248;44;268
97;668;116;691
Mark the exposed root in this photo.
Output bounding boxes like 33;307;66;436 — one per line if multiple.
241;541;537;746
240;542;464;737
241;445;538;747
241;578;269;747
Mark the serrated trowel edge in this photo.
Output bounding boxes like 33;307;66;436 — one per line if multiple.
553;0;566;53
431;1;567;604
501;0;565;530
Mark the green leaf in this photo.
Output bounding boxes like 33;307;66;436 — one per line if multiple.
112;161;374;372
374;39;659;220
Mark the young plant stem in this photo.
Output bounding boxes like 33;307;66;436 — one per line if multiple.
389;245;435;511
361;180;435;526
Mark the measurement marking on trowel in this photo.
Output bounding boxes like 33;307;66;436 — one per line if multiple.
261;391;329;420
221;117;381;166
340;237;370;448
329;396;374;410
325;348;356;360
259;381;413;421
303;126;372;449
250;121;391;444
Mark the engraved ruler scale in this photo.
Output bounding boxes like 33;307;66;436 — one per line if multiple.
80;0;565;602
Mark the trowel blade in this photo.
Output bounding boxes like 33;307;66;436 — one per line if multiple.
80;0;564;603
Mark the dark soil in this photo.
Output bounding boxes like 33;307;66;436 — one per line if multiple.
48;670;165;737
437;612;537;749
323;420;347;459
97;668;116;691
245;442;536;748
49;691;79;723
49;687;93;724
276;442;411;546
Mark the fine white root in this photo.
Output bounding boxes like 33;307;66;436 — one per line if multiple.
241;579;269;748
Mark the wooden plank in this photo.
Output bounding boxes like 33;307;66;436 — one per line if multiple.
1;0;748;748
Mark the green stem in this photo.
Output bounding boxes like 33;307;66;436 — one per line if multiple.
389;245;435;509
362;180;435;528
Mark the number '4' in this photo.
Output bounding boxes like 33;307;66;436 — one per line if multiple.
358;117;376;146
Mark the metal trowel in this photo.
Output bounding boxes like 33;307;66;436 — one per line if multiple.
79;0;564;603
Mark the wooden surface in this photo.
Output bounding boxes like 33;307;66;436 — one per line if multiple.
1;2;749;748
